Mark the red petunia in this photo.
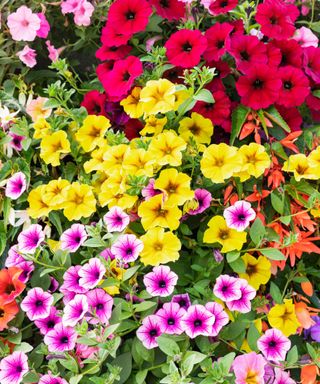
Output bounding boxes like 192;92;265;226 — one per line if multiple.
108;0;152;35
81;90;107;116
303;47;320;83
208;0;238;15
203;22;233;62
236;64;282;110
101;24;131;47
256;0;299;40
277;66;310;107
96;44;132;61
206;60;231;79
306;82;320;111
270;39;302;68
276;105;303;132
193;89;231;127
0;267;25;304
265;43;282;68
226;35;267;73
149;0;186;20
99;56;143;100
165;29;207;68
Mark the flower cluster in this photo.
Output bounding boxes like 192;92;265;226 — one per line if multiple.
0;0;320;383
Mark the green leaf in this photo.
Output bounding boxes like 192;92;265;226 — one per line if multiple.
134;301;157;312
218;352;236;373
111;352;132;384
230;105;250;145
287;345;298;364
123;265;140;281
247;323;260;352
193;89;215;103
313;90;320;98
270;282;282;304
264;106;290;133
135;370;148;384
249;218;266;246
260;248;286;260
14;342;33;353
229;257;246;273
181;351;207;376
226;251;240;263
22;372;40;383
271;190;284;214
157;335;180;356
69;375;83;384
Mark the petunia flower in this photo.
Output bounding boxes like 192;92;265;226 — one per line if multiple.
35;306;62;335
143;265;178;297
205;302;229;336
17;45;37;68
181;304;215;338
103;206;130;232
20;287;53;321
44;323;77;352
232;352;266;384
17;224;45;254
226;278;256;313
0;351;28;384
39;373;68;384
156;302;186;335
78;258;106;290
60;224;87;253
5;172;27;200
213;274;242;302
223;200;256;232
7;6;40;41
257;328;291;362
136;314;161;349
110;234;144;263
62;294;88;327
86;288;113;324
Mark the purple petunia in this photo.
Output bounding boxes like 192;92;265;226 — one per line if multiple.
60;224;87;252
188;188;212;215
181;304;215;338
20;287;54;321
78;258;106;290
257;328;291;363
143;265;178;297
8;132;25;151
17;224;45;254
136;314;162;349
213;274;242;302
225;278;256;313
156;302;186;335
171;293;191;310
223;200;256;232
205;302;229;336
35;306;62;335
44;323;77;352
5;245;34;283
61;266;88;295
111;234;144;263
86;288;113;324
5;172;27;200
103;206;130;232
39;373;68;384
0;351;28;384
62;294;88;327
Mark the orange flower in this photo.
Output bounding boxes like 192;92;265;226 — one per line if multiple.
0;267;25;304
280;131;302;153
294;302;316;330
246;185;271;211
301;364;319;384
0;299;19;331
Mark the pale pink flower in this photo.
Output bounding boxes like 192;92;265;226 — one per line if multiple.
46;40;61;62
232;352;266;384
61;0;82;14
7;6;40;41
36;13;50;39
26;97;52;122
17;45;37;68
73;0;94;27
293;27;319;48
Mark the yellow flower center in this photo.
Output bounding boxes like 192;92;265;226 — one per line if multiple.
214;158;225;167
218;229;230;240
72;193;84;205
296;164;308;174
153;242;163;251
189;124;200;135
245;370;259;384
89;125;102;138
246;263;258;276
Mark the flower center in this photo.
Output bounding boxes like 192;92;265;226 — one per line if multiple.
253;79;264;89
149;329;158;337
160;0;169;7
219;229;229;240
61;336;69;344
189;124;200;135
268;340;276;347
35;300;43;307
194;319;202;327
159;280;166;288
123;71;130;81
167;318;175;325
97;303;104;310
284;81;293;90
153;242;163;251
222;285;229;292
47;320;55;328
126;11;136;20
240;50;249;61
21;19;29;27
179;299;186;307
16;365;23;373
220;0;228;6
216;40;224;49
5;283;15;295
237;213;246;221
0;309;4;318
296;164;309;174
245;370;259;384
182;42;193;52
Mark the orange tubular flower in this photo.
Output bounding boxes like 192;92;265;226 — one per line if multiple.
280;131;302;153
246;185;271;211
0;299;19;331
0;267;25;304
300;364;319;384
265;156;285;190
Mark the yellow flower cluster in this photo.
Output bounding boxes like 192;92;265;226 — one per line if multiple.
201;142;271;183
282;147;320;181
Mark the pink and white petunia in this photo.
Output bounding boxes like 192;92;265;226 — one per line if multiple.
103;206;130;232
0;351;28;384
60;224;87;252
5;172;27;200
78;258;106;289
17;224;45;254
62;294;88;327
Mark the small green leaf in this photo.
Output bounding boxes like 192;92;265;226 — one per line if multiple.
287;345;298;364
229;258;246;273
193;89;215;103
157;335;180;356
260;248;286;261
264;106;290;133
226;251;240;263
230;105;250;145
250;218;266;246
247;323;260;352
270;282;282;304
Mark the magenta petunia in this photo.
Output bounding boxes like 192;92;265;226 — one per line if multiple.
96;44;131;62
44;323;77;352
0;351;29;384
141;178;162;200
36;13;50;39
5;172;27;200
188;189;212;215
181;304;215;338
171;293;191;310
86;288;113;324
165;29;207;69
111;234;144;263
81;90;107;116
136;314;162;349
213;275;242;302
277;66;310;107
223;200;256;232
303;47;320;83
203;22;233;62
61;266;88;295
273;367;296;384
17;224;44;254
208;0;238;15
35;306;62;335
21;287;53;321
150;0;186;21
143;265;178;297
5;245;34;283
60;224;88;253
8;132;25;151
156;302;186;335
39;373;68;384
226;278;256;313
205;302;229;336
257;328;291;363
103;206;130;233
78;258;106;290
62;294;88;327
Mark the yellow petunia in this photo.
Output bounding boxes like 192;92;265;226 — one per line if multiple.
140;227;181;266
200;143;242;183
236;143;271;181
139;79;176;115
122;148;155;177
62;182;96;221
282;154;320;181
75;115;111;152
268;299;300;337
27;185;52;218
84;143;110;174
43;178;70;209
148;130;186;167
102;144;129;176
203;215;247;253
178;112;214;145
33;118;51;139
138;194;182;231
308;146;320;168
154;168;194;206
239;253;271;290
120;87;143;118
40;130;71;166
140;115;167;136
